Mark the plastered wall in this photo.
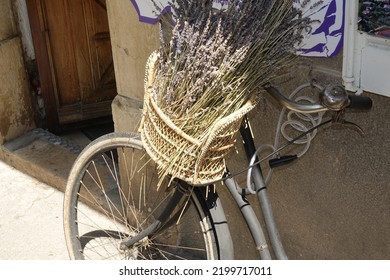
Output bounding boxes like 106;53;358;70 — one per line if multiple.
0;0;35;145
107;0;159;132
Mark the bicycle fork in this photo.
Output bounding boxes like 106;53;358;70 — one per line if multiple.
119;183;188;251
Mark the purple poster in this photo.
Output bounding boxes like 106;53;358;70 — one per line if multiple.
295;0;345;57
131;0;345;58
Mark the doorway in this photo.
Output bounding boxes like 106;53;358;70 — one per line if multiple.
26;0;116;132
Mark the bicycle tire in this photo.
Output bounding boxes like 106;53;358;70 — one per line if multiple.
63;132;228;260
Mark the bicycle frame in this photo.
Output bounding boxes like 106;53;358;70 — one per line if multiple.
223;116;288;260
119;115;287;260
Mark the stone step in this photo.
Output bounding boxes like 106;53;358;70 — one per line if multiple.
0;128;89;193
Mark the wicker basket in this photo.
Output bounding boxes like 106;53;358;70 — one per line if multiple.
140;52;259;185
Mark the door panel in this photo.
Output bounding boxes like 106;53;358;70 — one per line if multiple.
27;0;116;131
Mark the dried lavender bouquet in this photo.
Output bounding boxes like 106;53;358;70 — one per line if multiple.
149;0;312;141
148;0;309;139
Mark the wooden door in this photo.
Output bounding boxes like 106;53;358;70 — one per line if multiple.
27;0;116;131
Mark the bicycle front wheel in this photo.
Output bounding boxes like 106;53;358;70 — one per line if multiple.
63;132;221;260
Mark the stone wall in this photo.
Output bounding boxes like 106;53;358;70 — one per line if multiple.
0;0;35;145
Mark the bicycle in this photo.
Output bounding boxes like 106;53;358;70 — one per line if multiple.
63;82;372;260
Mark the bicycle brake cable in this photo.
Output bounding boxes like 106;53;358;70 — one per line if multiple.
196;118;332;187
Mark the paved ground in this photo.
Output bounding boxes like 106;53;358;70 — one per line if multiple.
0;160;69;259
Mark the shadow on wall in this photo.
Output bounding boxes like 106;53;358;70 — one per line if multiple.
243;58;390;259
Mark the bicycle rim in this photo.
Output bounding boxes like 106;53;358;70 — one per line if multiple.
63;132;220;260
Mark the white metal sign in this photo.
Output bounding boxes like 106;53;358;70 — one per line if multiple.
295;0;345;58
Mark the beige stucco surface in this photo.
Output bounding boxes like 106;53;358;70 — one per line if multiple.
107;0;159;132
0;0;16;39
107;0;159;101
0;0;35;145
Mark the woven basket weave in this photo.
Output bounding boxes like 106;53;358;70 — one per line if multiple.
140;52;259;185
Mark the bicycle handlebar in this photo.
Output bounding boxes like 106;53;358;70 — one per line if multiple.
347;95;373;110
264;83;372;113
